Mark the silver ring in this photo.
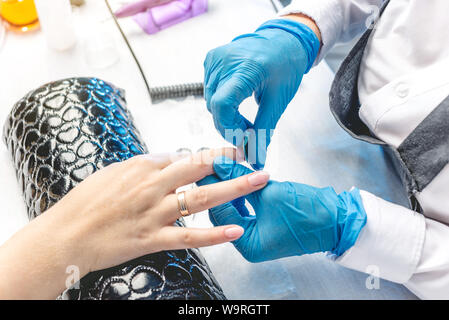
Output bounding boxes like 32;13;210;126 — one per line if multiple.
177;191;190;217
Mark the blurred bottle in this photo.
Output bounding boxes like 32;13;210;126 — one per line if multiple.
0;0;39;33
83;19;119;69
34;0;76;51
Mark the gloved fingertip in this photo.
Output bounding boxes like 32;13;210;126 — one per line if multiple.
196;174;220;187
248;161;265;171
208;202;244;227
213;158;255;181
204;89;212;109
212;157;236;180
218;118;251;147
241;128;268;171
231;197;250;217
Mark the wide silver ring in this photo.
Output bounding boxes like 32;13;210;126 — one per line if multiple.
177;191;190;217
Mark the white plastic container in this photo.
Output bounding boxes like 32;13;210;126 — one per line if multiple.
34;0;77;51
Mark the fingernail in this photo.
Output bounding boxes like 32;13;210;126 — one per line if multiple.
248;171;270;186
224;226;244;239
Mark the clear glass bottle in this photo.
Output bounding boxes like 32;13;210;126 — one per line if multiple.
34;0;76;51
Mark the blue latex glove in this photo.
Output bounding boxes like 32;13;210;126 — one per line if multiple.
204;19;320;170
197;158;367;263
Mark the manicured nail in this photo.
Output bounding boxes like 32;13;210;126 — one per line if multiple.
248;171;270;186
224;226;244;239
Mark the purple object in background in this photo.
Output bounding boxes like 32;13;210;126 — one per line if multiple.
133;0;208;34
115;0;174;18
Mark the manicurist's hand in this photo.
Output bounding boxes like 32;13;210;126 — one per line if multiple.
198;157;367;263
204;15;321;170
0;148;270;299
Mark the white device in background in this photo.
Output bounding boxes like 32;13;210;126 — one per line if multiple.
34;0;77;51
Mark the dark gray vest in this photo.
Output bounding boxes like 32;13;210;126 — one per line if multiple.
329;0;449;212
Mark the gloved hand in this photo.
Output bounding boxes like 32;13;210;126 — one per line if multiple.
197;157;367;263
204;19;320;170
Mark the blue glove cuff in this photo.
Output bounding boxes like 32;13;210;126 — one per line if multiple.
255;18;320;73
331;188;368;257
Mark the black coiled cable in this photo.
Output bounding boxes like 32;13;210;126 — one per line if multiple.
149;82;204;103
105;0;204;103
105;0;285;103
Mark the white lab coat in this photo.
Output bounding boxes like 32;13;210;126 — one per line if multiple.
280;0;449;299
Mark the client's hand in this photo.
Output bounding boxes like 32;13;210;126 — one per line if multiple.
0;148;270;299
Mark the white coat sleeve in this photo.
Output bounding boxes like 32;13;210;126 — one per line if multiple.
335;190;449;299
278;0;383;63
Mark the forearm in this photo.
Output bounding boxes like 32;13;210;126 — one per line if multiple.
279;0;383;62
406;217;449;299
332;190;449;299
0;209;87;300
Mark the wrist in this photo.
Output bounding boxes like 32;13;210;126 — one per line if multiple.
0;210;90;299
255;18;321;73
281;13;322;43
41;205;92;277
332;188;367;257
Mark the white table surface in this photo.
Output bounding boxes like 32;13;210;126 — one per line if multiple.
0;0;416;299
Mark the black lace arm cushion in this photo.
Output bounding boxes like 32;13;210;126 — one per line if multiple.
2;77;226;300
